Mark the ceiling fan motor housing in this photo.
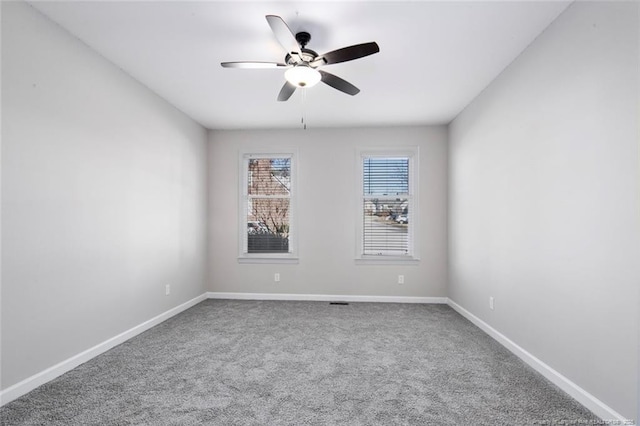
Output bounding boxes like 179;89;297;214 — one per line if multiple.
285;50;319;66
285;32;319;66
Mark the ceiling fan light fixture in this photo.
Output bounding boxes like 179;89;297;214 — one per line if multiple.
285;65;321;88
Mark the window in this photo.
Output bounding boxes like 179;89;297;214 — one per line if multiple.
357;148;419;262
239;152;297;263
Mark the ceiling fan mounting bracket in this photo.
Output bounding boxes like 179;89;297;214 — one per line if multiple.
295;31;311;48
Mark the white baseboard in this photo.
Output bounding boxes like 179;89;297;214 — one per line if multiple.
447;299;630;423
0;293;208;407
207;292;447;304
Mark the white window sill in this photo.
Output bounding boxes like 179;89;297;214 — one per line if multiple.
238;256;299;265
355;256;420;265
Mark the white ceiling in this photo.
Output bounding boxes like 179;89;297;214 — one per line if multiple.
30;1;571;130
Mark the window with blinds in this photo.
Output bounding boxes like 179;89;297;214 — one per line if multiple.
359;152;416;259
241;155;293;256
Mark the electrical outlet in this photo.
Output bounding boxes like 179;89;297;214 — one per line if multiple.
489;296;494;310
398;275;404;285
165;284;171;296
274;273;280;282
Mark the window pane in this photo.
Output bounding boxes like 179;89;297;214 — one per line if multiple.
248;158;291;196
363;198;409;255
363;158;409;196
247;198;290;253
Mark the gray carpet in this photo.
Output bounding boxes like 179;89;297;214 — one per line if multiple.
1;300;599;425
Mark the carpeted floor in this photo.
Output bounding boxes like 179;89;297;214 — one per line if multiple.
1;299;599;425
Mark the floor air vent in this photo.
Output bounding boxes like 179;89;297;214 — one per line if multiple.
329;302;349;305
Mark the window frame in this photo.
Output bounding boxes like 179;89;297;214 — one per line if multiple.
355;147;420;264
238;150;298;264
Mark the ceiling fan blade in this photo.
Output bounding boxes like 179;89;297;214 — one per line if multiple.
277;81;297;101
221;61;287;69
319;42;380;65
266;15;302;57
319;70;360;96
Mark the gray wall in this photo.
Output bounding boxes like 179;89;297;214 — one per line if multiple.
208;126;448;298
1;2;208;390
449;1;639;420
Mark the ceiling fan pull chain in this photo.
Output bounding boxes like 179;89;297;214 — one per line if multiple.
301;88;307;130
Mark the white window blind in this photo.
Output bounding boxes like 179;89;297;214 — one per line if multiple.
360;155;414;258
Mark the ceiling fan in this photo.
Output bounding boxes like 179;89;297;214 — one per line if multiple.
221;15;380;101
